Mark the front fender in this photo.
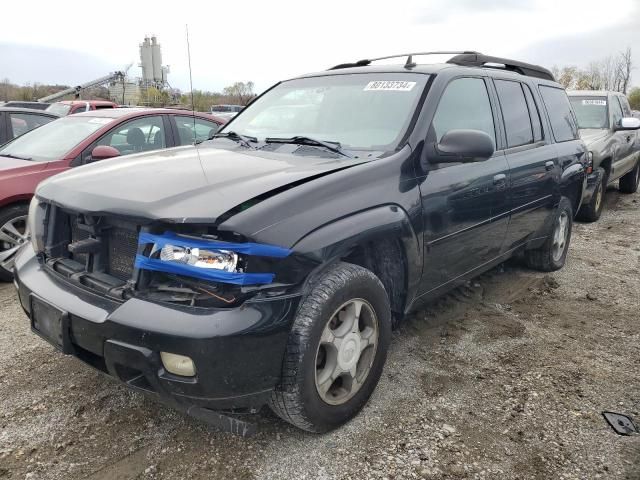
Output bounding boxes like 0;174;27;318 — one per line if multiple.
292;205;422;310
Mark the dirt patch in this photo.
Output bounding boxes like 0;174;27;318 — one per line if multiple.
1;186;639;480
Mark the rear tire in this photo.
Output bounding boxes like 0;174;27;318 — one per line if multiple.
0;204;30;282
619;161;640;194
577;168;605;222
525;197;573;272
270;262;391;432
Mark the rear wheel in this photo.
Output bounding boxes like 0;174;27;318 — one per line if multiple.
525;197;572;272
270;262;391;432
619;161;640;194
577;168;605;222
0;204;29;282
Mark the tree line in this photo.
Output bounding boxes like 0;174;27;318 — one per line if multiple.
0;78;256;111
551;48;634;94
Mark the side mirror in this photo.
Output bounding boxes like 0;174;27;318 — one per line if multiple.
615;117;640;131
90;145;121;161
428;129;495;164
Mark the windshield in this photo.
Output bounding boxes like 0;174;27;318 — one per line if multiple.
45;103;72;116
220;73;429;151
0;116;111;162
569;96;608;129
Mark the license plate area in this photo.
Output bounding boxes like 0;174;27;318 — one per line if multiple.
30;295;73;354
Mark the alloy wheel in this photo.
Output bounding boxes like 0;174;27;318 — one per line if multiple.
552;211;569;262
315;299;379;405
0;215;28;273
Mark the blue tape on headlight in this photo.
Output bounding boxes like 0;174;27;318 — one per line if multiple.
138;232;291;258
135;231;290;285
134;255;274;285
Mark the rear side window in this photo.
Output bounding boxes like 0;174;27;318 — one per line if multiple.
431;77;496;146
495;80;533;148
539;86;579;143
522;84;543;142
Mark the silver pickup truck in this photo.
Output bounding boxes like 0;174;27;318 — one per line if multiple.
568;90;640;221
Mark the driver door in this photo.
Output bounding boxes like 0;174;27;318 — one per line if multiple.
417;76;510;294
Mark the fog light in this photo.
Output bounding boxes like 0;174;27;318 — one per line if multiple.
160;352;196;377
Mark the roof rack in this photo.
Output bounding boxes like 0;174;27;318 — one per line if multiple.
447;53;555;81
328;51;555;82
329;51;481;70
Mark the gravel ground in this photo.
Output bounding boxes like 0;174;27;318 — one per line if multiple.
1;186;639;480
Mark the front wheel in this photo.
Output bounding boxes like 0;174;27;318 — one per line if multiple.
619;161;640;194
577;168;605;222
0;204;30;282
525;197;573;272
270;262;391;432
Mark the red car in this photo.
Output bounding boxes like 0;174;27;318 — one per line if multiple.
45;100;119;116
0;108;225;280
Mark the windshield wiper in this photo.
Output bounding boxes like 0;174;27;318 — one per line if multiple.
265;136;352;158
0;153;32;161
211;131;257;149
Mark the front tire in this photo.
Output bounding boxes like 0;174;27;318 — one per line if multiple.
525;197;573;272
619;161;640;194
0;204;30;282
577;168;605;222
270;262;391;432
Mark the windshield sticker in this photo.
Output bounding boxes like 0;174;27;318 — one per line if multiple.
364;81;416;92
87;118;113;124
582;99;607;106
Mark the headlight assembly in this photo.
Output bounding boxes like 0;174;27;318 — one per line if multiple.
28;197;46;253
135;231;291;286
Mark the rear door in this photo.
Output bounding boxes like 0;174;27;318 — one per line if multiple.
493;79;557;250
418;76;510;293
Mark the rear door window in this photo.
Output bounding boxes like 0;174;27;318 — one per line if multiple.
174;116;221;145
522;84;543;142
539;86;579;143
495;80;533;148
431;77;496;147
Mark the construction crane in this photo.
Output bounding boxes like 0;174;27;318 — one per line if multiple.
38;64;133;103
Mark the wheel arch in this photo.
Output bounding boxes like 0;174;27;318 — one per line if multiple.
292;205;422;328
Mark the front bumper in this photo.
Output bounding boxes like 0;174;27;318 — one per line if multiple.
581;169;604;204
14;246;299;414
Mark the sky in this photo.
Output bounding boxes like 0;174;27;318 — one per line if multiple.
0;0;638;94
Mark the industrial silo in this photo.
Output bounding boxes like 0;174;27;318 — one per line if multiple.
139;37;154;83
151;36;163;82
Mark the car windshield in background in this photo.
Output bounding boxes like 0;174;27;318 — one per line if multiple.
45;103;72;116
569;96;609;129
220;73;429;151
0;116;111;162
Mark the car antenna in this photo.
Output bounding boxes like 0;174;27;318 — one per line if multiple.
185;24;197;139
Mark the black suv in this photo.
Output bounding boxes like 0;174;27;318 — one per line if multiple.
15;52;587;433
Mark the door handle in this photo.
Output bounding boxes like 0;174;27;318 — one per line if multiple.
493;173;506;184
626;135;632;143
545;161;555;171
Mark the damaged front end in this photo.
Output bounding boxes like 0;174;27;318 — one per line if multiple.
31;198;316;309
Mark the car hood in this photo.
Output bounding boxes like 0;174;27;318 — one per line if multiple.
579;129;609;146
0;156;47;180
36;143;368;223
